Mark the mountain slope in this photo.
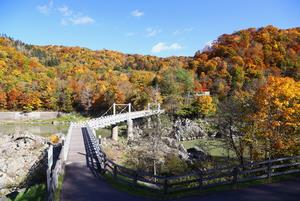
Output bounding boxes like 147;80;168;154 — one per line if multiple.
0;25;299;113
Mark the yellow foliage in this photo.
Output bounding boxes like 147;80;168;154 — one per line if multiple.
252;76;300;154
130;70;155;88
193;95;216;117
49;134;59;144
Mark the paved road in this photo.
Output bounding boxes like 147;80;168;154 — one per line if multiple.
61;128;300;201
179;177;300;201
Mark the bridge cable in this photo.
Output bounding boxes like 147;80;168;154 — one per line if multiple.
118;105;129;114
131;105;138;112
99;105;113;117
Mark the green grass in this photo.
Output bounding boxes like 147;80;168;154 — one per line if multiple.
6;184;46;201
103;173;162;199
0;123;69;137
39;113;88;124
54;174;64;201
181;138;235;158
96;128;112;138
0;113;88;125
181;138;243;168
96;124;128;138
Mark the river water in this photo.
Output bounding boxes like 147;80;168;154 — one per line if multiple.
0;123;69;137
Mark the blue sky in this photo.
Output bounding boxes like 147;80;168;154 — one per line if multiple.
0;0;299;57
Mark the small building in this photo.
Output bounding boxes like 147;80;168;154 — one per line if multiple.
195;91;210;96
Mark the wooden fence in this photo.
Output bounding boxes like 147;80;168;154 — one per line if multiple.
47;133;70;201
85;126;300;195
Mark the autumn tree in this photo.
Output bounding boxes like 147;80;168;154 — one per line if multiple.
57;87;73;113
192;96;216;118
1;25;300;115
217;92;253;166
249;76;300;158
0;88;6;109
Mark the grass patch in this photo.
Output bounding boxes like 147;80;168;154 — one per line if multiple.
103;173;162;199
0;123;69;137
181;138;237;163
41;113;88;124
181;138;234;157
96;128;111;138
6;184;46;201
0;113;87;125
54;174;64;201
96;124;128;138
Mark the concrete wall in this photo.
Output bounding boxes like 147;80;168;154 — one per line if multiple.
0;111;62;120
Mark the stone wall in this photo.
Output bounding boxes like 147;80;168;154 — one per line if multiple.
0;112;63;121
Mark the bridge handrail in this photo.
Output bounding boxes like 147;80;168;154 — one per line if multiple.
85;109;164;129
63;122;73;161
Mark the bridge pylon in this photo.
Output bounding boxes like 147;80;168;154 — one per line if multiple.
112;103;132;115
112;125;118;141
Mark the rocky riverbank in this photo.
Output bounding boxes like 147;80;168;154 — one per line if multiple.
0;132;48;196
100;116;217;172
132;116;217;141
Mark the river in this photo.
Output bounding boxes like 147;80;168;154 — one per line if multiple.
0;123;69;137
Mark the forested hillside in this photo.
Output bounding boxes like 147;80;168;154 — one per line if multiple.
0;25;299;115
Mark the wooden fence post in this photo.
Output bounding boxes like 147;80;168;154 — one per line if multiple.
267;160;272;182
163;178;168;195
198;171;203;190
134;172;138;187
232;167;239;189
113;165;118;179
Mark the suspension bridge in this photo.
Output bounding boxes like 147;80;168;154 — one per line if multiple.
59;103;163;200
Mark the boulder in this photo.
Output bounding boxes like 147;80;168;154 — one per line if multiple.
187;146;210;161
0;132;48;196
173;118;207;141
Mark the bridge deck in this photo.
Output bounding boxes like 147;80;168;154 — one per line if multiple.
61;127;153;201
66;127;86;163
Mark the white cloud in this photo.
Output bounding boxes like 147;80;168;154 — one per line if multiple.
61;15;95;26
57;5;72;16
151;42;183;53
146;28;161;37
36;0;54;15
69;16;95;25
173;27;194;35
36;1;95;26
131;9;144;17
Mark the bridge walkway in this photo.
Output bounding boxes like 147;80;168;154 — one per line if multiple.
61;127;153;201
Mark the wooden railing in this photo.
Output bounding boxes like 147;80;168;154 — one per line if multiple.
63;123;73;161
47;122;74;200
47;144;64;201
84;127;300;194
